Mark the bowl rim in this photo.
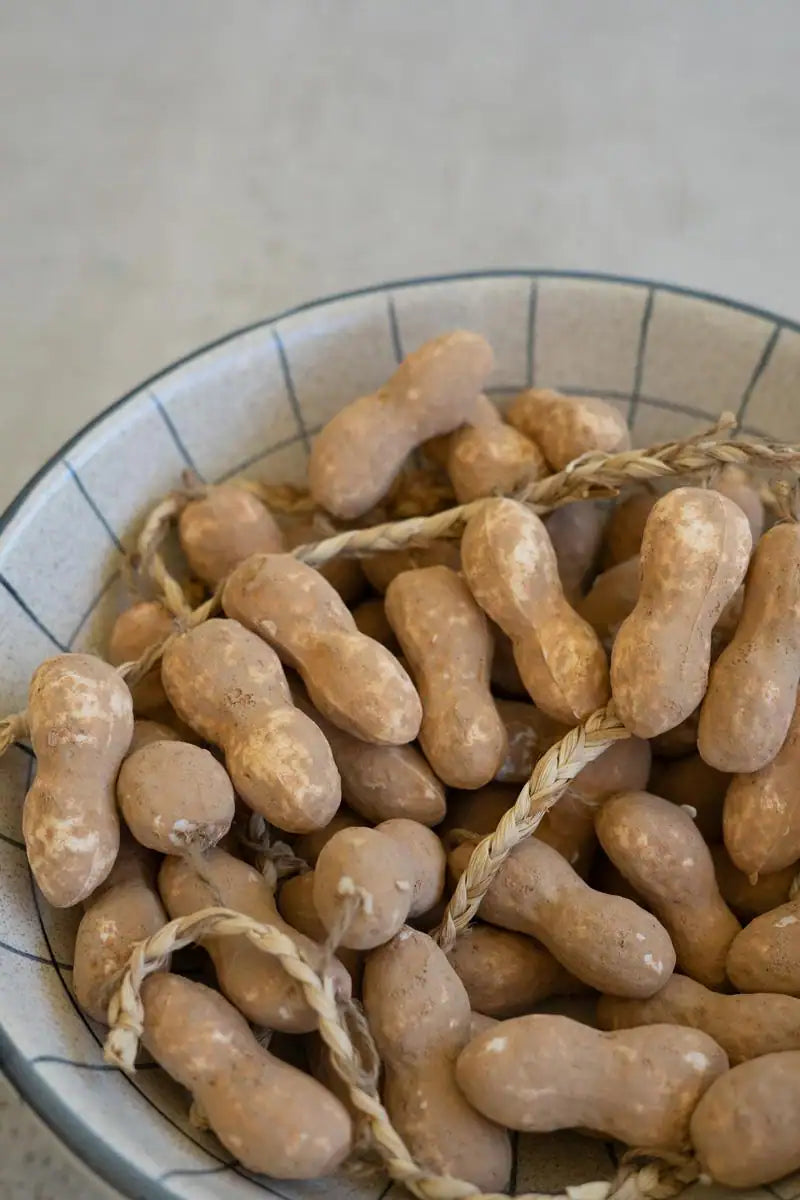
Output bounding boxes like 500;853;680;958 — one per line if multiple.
2;266;798;1200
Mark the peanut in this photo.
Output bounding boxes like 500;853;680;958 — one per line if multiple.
178;482;284;587
507;388;630;469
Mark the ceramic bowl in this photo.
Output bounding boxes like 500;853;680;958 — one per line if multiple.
1;271;798;1200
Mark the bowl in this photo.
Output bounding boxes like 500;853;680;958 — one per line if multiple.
1;270;798;1200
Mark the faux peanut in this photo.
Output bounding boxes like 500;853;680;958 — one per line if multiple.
598;974;800;1065
107;601;175;714
23;654;133;907
457;1014;726;1148
699;523;800;773
363;926;512;1189
691;1052;800;1187
308;330;494;519
544;500;606;601
74;834;167;1024
448;835;675;996
461;498;610;722
313;821;445;949
507;388;630;469
446;393;547;502
576;555;641;643
385;565;507;787
445;923;578;1018
178;482;284;587
595;791;740;988
726;897;800;995
292;685;445;825
142;973;352;1177
601;488;659;567
161;618;340;833
277;870;363;986
159;848;350;1031
222;554;421;745
723;690;800;876
611;488;752;738
117;739;234;855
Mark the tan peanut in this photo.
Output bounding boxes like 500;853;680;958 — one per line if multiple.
611;488;752;738
699;523;800;773
308;330;494;519
158;848;350;1031
222;554;421;745
161;618;340;833
544;500;607;601
107;601;175;714
723;690;800;876
595;791;740;988
576;555;641;643
691;1052;800;1187
74;835;167;1023
313;821;445;950
457;1013;726;1149
726;897;800;995
292;685;445;826
363;926;512;1189
178;482;284;587
602;488;660;567
446;393;547;502
23;654;133;907
142;973;352;1177
445;923;579;1017
461;498;610;722
292;806;366;866
277;870;363;987
117;739;234;855
507;388;630;469
598;973;800;1065
448;836;675;996
385;565;507;787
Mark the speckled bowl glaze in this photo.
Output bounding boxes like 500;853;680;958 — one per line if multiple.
1;272;798;1200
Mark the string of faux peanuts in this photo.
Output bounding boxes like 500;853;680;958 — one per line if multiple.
103;707;694;1200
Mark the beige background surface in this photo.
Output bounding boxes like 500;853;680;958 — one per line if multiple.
2;1;800;1196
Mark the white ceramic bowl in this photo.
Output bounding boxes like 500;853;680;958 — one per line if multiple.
1;271;798;1200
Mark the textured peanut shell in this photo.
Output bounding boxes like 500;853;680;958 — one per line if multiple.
313;826;416;949
598;974;800;1065
377;818;445;918
710;845;794;918
726;898;800;995
158;849;350;1031
602;489;660;567
107;601;175;714
142;973;351;1177
699;523;800;773
494;700;568;783
117;739;234;855
308;330;494;519
447;394;547;503
577;555;641;642
282;520;366;606
178;482;284;587
457;1014;727;1148
385;565;507;787
611;488;752;738
74;877;167;1023
544;500;606;601
292;685;445;825
448;836;674;996
507;388;630;470
161;619;340;833
461;498;610;722
690;1052;800;1187
222;554;421;745
363;927;511;1190
446;924;577;1017
648;753;728;842
723;688;800;876
277;871;363;986
23;654;133;907
596;791;740;988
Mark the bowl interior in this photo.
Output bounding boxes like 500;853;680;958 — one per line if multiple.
1;271;798;1200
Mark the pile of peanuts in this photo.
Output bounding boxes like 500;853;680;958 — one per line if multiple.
12;328;800;1195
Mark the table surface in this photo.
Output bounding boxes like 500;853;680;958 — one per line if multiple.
3;1;800;1195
